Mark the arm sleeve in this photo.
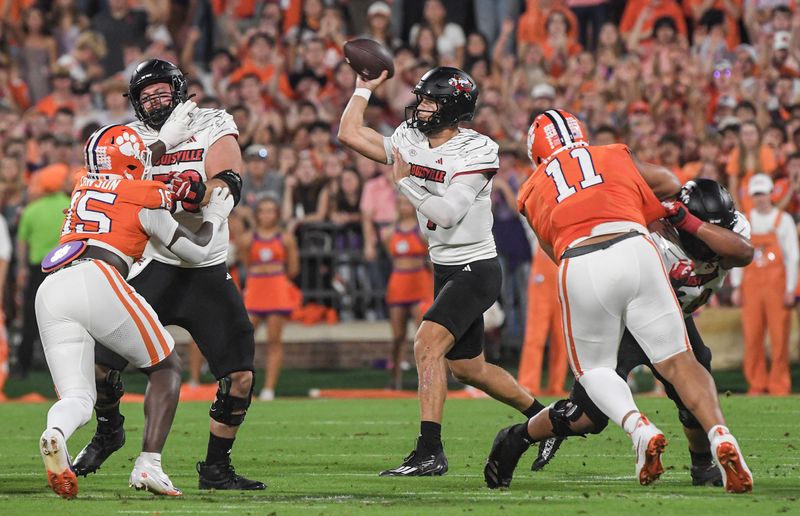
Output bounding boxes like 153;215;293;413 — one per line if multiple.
0;215;12;261
779;213;799;292
398;173;487;229
138;209;218;264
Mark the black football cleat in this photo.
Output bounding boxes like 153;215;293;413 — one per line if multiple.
691;462;723;487
379;445;449;477
197;461;266;490
72;416;126;476
531;436;565;471
484;424;532;489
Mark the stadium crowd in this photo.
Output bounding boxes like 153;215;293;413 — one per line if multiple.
0;0;798;394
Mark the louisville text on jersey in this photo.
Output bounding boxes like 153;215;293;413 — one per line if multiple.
410;164;446;183
154;148;205;166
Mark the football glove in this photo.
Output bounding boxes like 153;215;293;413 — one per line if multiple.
157;100;197;150
202;187;234;225
662;200;703;234
169;170;207;212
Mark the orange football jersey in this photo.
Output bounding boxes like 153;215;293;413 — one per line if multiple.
517;144;666;261
61;177;172;260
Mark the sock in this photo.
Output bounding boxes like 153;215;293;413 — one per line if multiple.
622;411;643;434
96;403;123;433
579;368;640;429
418;421;442;452
47;397;93;440
138;452;162;465
512;422;534;444
690;449;713;467
521;400;546;419
206;433;235;464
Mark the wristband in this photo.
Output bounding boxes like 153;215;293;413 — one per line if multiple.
674;210;704;235
353;88;372;100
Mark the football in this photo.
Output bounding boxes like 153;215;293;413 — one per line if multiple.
343;38;395;81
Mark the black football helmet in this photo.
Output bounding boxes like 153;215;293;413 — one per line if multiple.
126;59;188;129
405;67;479;135
677;178;737;261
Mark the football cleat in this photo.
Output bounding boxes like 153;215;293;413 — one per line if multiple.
130;456;182;496
691;462;723;487
484;424;532;489
72;416;126;476
379;444;449;477
630;414;667;486
40;428;78;499
710;427;753;493
531;436;564;471
197;461;266;490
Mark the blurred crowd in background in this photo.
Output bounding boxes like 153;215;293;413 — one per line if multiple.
0;0;799;392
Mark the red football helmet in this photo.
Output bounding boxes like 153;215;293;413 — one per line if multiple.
84;124;151;180
527;109;589;166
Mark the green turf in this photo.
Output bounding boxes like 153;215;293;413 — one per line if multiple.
0;396;797;515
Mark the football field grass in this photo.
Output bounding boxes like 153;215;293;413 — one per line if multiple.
0;396;797;515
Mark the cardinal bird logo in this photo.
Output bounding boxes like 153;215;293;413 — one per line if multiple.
448;76;473;94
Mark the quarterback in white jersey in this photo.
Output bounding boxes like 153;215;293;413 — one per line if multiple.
74;59;265;491
339;66;540;477
485;179;755;491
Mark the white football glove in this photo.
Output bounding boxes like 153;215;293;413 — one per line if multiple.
202;187;234;225
157;100;198;150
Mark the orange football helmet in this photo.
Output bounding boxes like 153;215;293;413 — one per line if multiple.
84;124;151;180
527;109;589;166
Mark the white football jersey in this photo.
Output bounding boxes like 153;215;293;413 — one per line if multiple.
129;108;238;268
385;122;499;265
650;211;750;314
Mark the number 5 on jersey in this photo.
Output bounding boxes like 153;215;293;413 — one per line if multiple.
545;147;603;203
62;190;118;235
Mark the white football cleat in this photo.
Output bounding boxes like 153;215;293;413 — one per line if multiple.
709;426;753;493
40;428;78;499
129;455;182;496
630;414;667;485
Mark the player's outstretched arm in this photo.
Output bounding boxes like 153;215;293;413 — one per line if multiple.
337;71;391;164
631;152;682;200
663;202;754;268
140;187;234;263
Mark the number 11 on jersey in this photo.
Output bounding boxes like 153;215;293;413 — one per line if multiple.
544;147;604;203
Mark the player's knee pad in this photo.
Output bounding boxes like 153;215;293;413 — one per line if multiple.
209;376;253;427
548;399;607;437
678;407;702;429
95;369;124;407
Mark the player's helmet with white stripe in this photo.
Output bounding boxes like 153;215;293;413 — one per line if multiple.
126;59;188;129
677;179;737;261
84;124;151;181
527;109;589;166
406;67;479;135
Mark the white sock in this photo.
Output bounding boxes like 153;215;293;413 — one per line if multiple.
46;397;93;441
578;368;641;429
138;452;162;465
622;411;643;434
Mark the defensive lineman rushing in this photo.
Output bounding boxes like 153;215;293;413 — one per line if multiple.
487;179;753;488
488;109;753;493
339;67;544;476
37;125;233;498
74;60;264;490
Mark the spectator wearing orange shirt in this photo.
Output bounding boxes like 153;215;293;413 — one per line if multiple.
518;0;579;51
228;33;293;102
727;120;779;212
619;0;687;38
34;66;75;118
682;133;722;183
684;0;743;50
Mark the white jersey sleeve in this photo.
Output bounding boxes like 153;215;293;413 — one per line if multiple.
129;107;236;268
0;214;11;261
651;211;750;314
138;208;179;247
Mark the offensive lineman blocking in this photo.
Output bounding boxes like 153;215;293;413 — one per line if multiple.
339;66;543;476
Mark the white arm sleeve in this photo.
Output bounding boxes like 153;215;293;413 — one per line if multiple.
0;215;12;261
398;173;486;229
778;212;799;292
138;209;218;264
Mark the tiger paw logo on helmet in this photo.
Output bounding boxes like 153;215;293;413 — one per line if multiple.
84;124;151;181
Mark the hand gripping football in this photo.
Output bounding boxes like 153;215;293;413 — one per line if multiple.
343;38;395;81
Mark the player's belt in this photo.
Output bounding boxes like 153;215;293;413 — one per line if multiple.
560;231;642;260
